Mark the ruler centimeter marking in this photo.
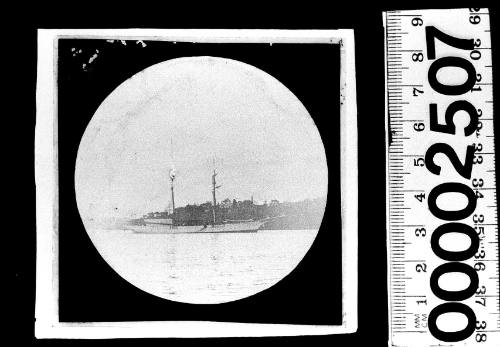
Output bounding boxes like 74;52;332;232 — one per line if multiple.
384;8;499;346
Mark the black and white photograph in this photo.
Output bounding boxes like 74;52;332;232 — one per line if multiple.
34;29;357;338
75;55;328;305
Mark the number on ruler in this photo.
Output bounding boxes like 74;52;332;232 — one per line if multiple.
424;23;486;343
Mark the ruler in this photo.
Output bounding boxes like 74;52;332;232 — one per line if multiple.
384;8;499;346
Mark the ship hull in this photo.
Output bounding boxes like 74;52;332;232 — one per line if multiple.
201;221;262;233
126;221;263;234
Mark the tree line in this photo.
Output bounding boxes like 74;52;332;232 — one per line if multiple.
141;197;326;229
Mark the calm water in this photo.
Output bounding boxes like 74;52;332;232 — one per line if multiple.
88;229;318;304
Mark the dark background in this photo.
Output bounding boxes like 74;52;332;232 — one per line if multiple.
57;39;342;324
17;1;500;346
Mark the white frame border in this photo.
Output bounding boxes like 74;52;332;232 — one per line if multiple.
35;29;357;339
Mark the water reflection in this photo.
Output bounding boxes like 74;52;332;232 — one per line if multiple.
89;229;318;304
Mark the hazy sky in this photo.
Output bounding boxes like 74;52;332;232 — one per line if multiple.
75;56;328;219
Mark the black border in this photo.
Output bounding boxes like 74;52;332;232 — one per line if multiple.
57;39;342;325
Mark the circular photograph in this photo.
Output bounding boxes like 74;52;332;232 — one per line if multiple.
75;56;328;304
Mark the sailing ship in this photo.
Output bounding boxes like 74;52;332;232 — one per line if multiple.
128;160;272;234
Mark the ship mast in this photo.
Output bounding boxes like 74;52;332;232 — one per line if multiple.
170;169;175;220
211;157;222;227
169;138;176;226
